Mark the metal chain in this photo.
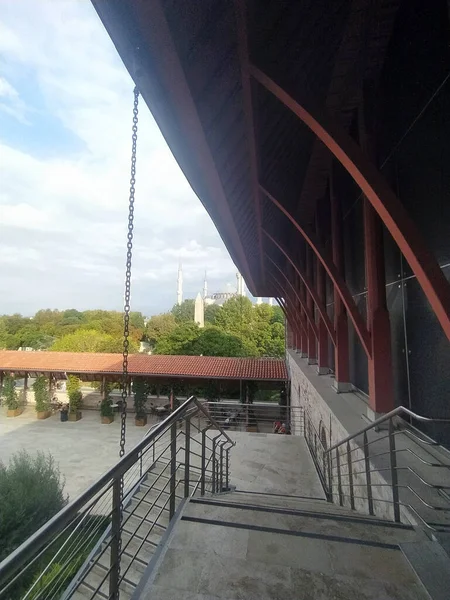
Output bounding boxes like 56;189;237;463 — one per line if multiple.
120;85;139;460
116;86;139;595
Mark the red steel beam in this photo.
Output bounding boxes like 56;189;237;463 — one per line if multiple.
263;229;353;352
263;232;336;344
234;0;265;285
265;255;318;338
251;63;450;341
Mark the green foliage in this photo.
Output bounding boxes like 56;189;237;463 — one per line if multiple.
132;378;148;418
189;327;252;357
0;308;145;352
0;451;67;562
67;376;83;413
51;329;138;354
2;375;19;410
154;322;200;355
204;303;221;324
100;383;114;417
33;376;49;412
171;299;195;323
145;313;177;346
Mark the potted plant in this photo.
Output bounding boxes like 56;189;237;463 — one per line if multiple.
100;395;114;424
133;379;148;426
67;376;83;422
3;375;23;417
33;376;51;419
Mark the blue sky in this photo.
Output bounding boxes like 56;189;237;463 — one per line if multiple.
0;1;244;317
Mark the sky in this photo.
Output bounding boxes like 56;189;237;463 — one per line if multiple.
0;1;243;318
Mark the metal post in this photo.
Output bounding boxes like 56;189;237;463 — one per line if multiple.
336;448;343;506
225;447;230;491
327;452;333;502
346;441;355;510
109;477;121;599
363;432;374;515
212;439;217;492
388;418;401;522
219;443;224;492
201;429;206;495
169;422;177;519
184;417;191;498
139;450;143;479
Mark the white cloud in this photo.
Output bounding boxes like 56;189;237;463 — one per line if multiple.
0;1;238;316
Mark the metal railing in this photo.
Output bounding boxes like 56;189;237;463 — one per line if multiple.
304;405;450;532
206;401;304;435
0;397;234;600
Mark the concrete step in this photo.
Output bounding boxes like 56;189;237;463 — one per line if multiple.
186;496;420;546
77;562;135;599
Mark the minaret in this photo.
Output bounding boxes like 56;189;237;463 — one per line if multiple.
236;272;245;296
268;297;274;306
203;271;208;299
256;297;262;305
177;262;183;305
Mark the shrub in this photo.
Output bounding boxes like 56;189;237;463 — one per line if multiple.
100;383;114;418
32;376;50;413
67;377;83;413
132;378;148;418
2;375;19;410
0;451;67;562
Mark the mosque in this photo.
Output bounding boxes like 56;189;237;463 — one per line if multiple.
176;265;274;327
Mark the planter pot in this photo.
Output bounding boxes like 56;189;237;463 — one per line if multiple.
68;411;82;422
101;416;114;424
7;408;23;418
37;410;51;420
135;415;147;427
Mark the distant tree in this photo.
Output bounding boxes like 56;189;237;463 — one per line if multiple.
145;313;177;346
204;303;221;325
214;296;254;338
171;300;195;323
154;322;200;355
50;329;138;353
188;327;252;357
271;305;285;325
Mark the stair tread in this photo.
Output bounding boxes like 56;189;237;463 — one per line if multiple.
185;496;420;545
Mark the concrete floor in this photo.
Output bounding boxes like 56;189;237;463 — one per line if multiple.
0;406;159;499
227;430;325;499
140;433;427;600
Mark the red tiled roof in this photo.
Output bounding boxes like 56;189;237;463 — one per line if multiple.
0;351;287;381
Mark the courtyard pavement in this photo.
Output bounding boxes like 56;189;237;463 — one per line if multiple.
0;406;160;500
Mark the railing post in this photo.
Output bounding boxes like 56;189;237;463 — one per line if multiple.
346;441;355;510
201;428;206;495
388;418;401;522
363;432;374;515
336;448;343;506
327;452;333;502
212;440;216;493
109;477;121;600
184;417;191;498
169;422;177;519
225;447;230;491
139;450;143;479
220;442;224;492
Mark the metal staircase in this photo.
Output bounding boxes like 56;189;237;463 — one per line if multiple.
0;397;233;600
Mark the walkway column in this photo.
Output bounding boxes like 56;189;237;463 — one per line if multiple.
306;247;317;364
359;100;394;416
330;182;351;392
316;217;329;374
24;374;28;405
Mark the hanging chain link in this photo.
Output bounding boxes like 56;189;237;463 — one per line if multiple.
120;85;139;460
115;86;139;595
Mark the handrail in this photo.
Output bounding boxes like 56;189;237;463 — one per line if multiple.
0;395;233;588
327;405;450;454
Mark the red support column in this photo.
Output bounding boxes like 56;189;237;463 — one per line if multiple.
364;199;394;415
306;247;317;364
359;102;394;417
316;218;329;374
330;184;351;392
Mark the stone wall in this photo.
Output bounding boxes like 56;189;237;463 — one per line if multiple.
288;350;411;524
